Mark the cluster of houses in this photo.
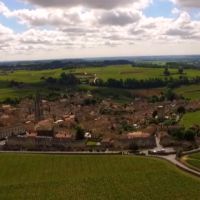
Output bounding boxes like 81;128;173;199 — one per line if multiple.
0;92;200;152
5;117;156;151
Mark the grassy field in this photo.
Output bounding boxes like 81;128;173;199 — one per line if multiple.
0;154;200;200
72;65;200;81
0;88;34;100
175;85;200;100
0;88;55;101
1;65;200;83
1;65;200;101
183;153;200;171
179;111;200;128
0;69;63;83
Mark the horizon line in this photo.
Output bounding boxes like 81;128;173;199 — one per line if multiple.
1;54;200;63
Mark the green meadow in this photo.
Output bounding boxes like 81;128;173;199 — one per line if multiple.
1;65;200;101
0;68;63;83
0;88;33;100
175;85;200;100
1;65;200;83
0;154;200;200
70;65;200;81
180;111;200;128
184;153;200;171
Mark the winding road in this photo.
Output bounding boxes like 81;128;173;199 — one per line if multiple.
153;154;200;177
148;136;200;177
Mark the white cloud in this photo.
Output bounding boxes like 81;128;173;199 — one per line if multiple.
0;0;200;60
7;8;83;27
0;23;15;53
172;8;180;15
0;2;143;27
0;1;9;13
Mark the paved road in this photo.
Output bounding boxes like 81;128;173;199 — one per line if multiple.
151;154;200;177
154;135;174;152
183;147;200;155
149;136;200;177
0;150;122;155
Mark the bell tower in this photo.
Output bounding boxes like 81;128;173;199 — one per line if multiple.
35;92;43;122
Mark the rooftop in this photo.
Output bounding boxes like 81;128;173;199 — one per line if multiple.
127;131;150;139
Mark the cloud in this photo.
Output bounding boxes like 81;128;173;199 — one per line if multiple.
0;23;14;51
0;0;200;60
0;1;9;15
98;10;141;26
1;2;142;28
0;23;12;34
21;0;135;9
172;0;200;8
172;8;180;15
7;8;83;27
166;28;190;36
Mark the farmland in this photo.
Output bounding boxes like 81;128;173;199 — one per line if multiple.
0;65;200;101
71;65;200;80
1;65;200;83
179;111;200;128
0;154;200;200
0;69;63;83
175;85;200;100
183;153;200;171
0;88;33;101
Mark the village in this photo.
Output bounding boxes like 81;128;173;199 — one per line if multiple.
0;90;199;153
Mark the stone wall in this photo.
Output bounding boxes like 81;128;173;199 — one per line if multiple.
0;125;26;140
114;135;156;150
5;135;156;151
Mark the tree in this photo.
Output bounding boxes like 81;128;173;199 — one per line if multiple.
75;126;85;140
184;129;196;141
163;67;170;76
177;106;186;114
164;88;175;101
129;143;139;152
60;73;80;86
152;110;158;118
176;148;183;159
169;127;185;140
83;98;97;106
178;67;184;74
45;77;57;84
3;97;20;105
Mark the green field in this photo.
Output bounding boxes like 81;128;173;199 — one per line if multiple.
0;154;200;200
0;69;63;83
0;88;34;100
0;86;56;101
71;65;200;81
1;66;200;83
175;85;200;100
184;153;200;171
180;111;200;128
1;65;200;101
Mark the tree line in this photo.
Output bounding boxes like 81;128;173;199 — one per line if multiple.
0;60;132;71
92;76;200;90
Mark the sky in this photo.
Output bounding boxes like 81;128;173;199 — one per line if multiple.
0;0;200;61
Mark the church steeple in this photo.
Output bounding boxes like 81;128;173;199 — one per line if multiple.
35;92;43;122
